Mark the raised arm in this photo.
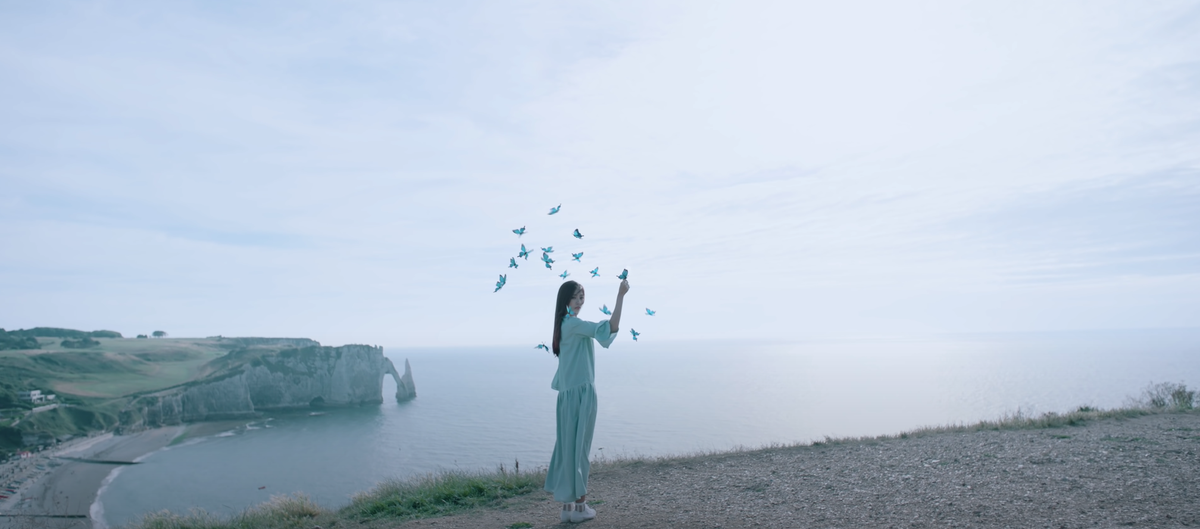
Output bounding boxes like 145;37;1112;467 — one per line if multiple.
609;279;630;334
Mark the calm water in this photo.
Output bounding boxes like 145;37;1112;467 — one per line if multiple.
97;329;1200;527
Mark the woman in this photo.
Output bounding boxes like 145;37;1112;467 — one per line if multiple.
544;278;629;523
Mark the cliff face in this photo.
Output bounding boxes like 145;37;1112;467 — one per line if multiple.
120;344;413;431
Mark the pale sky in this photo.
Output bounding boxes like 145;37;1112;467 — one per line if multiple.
2;1;1198;347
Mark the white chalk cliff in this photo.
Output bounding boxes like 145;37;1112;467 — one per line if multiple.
120;344;415;430
391;358;417;402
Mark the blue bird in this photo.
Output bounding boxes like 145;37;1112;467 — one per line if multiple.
509;258;519;269
645;308;655;316
494;274;506;293
630;329;640;341
513;226;525;237
572;252;583;262
542;246;554;253
600;304;611;315
536;343;550;352
573;229;583;239
590;267;600;278
560;270;570;280
548;204;561;215
616;269;628;280
518;244;531;259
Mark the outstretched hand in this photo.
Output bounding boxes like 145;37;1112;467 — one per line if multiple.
609;280;630;334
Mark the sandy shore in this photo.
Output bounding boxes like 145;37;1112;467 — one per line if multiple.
0;422;241;529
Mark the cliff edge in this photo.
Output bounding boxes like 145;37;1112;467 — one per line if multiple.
120;344;414;431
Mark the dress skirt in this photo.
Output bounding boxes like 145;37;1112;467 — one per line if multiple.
544;383;598;503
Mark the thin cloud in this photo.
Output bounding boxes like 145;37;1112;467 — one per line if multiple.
1;1;1198;345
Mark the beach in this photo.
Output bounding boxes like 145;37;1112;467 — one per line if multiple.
0;422;238;529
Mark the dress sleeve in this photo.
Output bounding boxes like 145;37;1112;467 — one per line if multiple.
589;319;616;349
565;317;617;349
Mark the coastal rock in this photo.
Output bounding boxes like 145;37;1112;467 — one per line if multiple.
119;345;414;431
391;358;417;401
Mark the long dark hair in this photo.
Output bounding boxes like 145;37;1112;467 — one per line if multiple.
551;280;581;357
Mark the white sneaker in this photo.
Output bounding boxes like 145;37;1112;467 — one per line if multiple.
561;503;573;523
570;501;596;523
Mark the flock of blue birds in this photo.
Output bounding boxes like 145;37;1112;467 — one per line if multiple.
494;204;656;348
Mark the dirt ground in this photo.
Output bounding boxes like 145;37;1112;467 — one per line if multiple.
390;411;1200;529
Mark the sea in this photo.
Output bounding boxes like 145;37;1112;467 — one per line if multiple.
95;329;1200;527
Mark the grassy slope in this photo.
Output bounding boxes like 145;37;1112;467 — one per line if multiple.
0;338;230;399
0;338;236;452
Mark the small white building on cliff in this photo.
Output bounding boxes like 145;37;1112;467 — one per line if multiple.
18;390;54;404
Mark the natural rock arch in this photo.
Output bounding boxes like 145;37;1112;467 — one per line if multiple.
386;358;417;401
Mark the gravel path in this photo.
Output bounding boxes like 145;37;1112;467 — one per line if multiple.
390;411;1200;528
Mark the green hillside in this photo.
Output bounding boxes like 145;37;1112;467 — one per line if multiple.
0;327;123;350
0;337;231;399
0;331;316;457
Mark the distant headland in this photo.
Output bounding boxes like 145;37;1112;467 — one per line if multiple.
0;328;415;459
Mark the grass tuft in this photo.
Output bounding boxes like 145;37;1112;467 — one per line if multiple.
248;494;324;521
117;468;546;528
345;466;546;521
1141;381;1195;410
125;494;334;529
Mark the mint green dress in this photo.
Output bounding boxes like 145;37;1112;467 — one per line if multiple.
544;314;616;503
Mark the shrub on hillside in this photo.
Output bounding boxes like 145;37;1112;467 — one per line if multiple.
10;327;90;339
0;329;40;351
64;406;119;431
61;337;101;349
0;389;21;408
0;426;21;450
4;327;122;339
1142;381;1195;410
